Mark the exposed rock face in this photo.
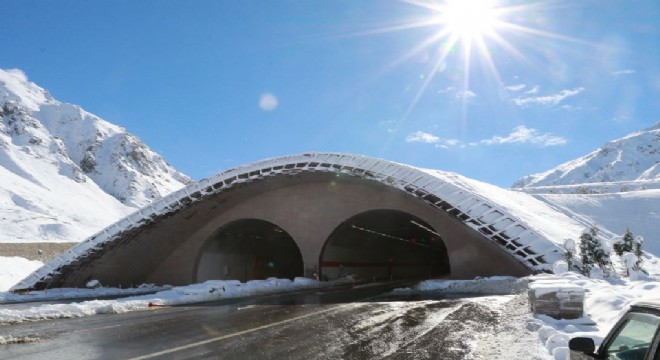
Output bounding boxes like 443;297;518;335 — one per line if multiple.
0;68;191;242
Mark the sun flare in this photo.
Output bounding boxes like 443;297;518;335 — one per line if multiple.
440;0;500;39
358;0;586;135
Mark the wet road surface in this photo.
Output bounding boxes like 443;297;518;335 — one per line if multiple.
0;282;503;359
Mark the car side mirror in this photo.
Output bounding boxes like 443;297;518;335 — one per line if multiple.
569;337;596;354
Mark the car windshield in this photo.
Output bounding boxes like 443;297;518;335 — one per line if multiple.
605;312;660;360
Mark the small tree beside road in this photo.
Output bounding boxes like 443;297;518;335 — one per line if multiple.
579;226;612;277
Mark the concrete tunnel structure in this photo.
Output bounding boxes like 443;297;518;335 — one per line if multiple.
13;153;567;291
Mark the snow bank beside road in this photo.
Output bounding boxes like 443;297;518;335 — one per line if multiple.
0;283;168;304
0;277;333;324
530;272;660;360
399;276;529;295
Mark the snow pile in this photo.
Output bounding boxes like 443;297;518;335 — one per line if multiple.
0;283;167;304
148;277;320;305
529;272;660;359
0;277;332;324
553;260;570;275
404;276;529;295
0;257;42;292
0;334;40;345
0;68;190;243
513;122;660;189
528;276;584;298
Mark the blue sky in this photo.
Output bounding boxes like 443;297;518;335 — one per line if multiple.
2;0;659;187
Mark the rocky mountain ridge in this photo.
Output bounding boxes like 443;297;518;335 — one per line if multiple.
0;68;191;242
513;123;660;191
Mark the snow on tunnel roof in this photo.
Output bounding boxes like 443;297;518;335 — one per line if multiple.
13;152;587;290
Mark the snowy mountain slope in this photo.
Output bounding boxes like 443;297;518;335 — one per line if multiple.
511;123;660;269
0;147;133;243
528;190;660;256
427;169;660;277
0;68;191;243
513;123;660;189
0;69;192;207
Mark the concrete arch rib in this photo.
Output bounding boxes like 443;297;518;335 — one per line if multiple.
13;153;565;291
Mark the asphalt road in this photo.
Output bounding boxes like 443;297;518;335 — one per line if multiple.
0;282;501;359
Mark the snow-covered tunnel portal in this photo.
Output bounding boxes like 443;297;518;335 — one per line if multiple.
14;153;566;291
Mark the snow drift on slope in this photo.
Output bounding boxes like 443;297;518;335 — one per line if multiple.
529;189;660;275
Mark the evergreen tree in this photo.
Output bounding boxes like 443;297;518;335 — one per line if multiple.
633;236;644;272
563;238;576;271
613;228;634;256
579;230;594;276
579;225;612;276
591;226;612;272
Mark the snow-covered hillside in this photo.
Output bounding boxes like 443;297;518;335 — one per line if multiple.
0;68;191;243
529;190;660;256
512;123;660;268
513;123;660;190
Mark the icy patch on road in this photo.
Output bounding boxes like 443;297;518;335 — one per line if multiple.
339;300;461;358
0;277;337;324
385;277;550;358
338;294;513;359
398;274;659;359
465;293;516;309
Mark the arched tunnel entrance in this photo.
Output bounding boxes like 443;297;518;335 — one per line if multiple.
319;209;450;281
195;219;304;282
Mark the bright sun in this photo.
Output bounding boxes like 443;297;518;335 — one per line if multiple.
387;0;510;117
441;0;500;39
364;0;577;125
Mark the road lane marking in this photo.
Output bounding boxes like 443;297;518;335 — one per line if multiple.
127;306;340;360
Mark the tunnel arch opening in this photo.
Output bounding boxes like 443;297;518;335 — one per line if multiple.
319;209;450;281
195;219;304;282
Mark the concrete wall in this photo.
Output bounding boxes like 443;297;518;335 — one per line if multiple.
148;173;530;285
54;172;531;288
